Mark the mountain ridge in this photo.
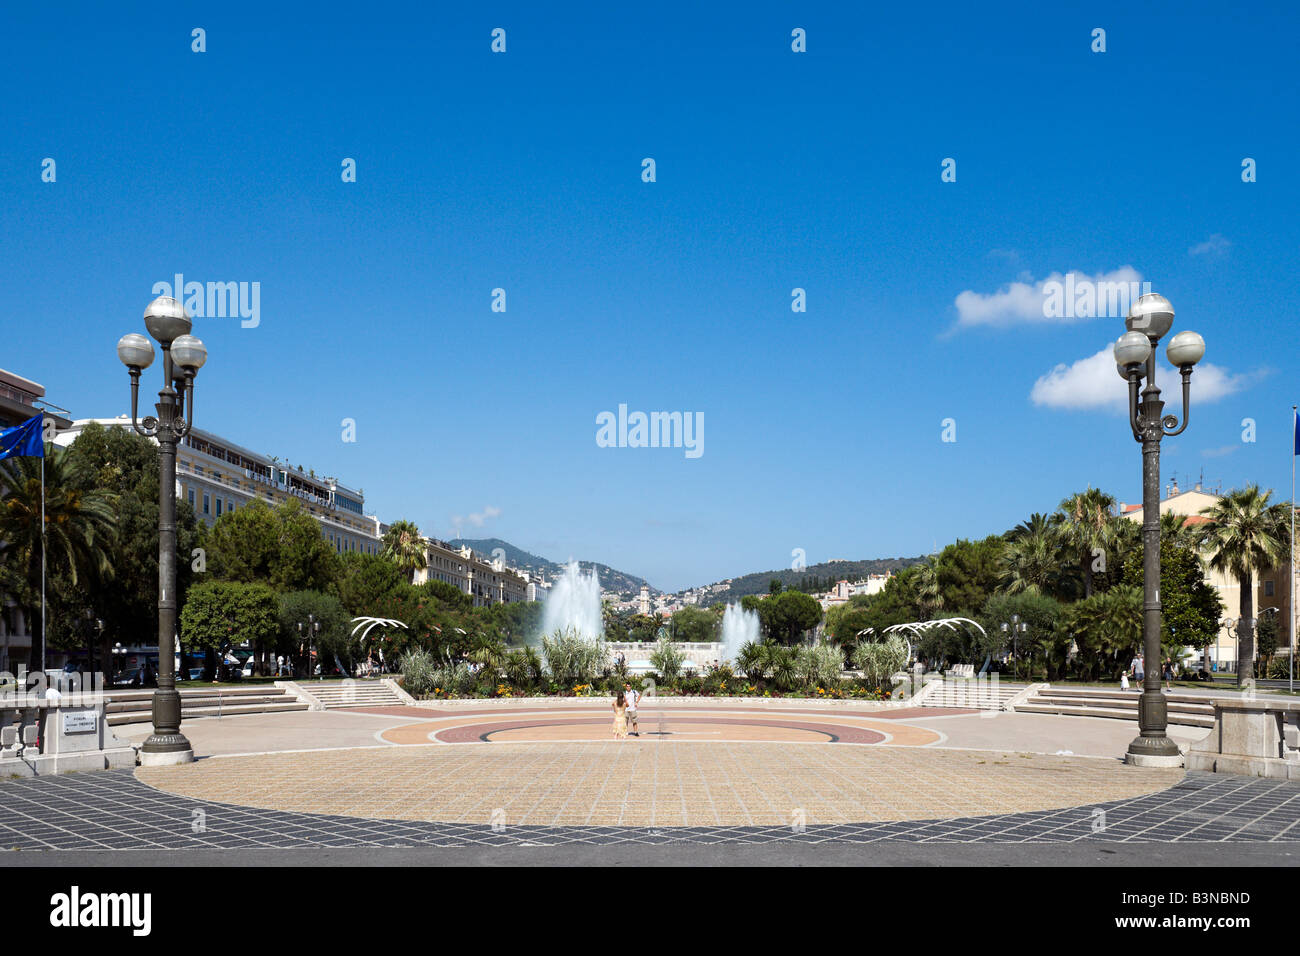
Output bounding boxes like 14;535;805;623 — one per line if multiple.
449;537;925;603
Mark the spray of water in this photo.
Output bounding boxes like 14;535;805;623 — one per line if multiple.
720;602;760;665
539;561;604;643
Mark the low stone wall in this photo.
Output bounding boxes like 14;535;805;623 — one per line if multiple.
1186;698;1300;780
0;695;136;776
407;695;904;713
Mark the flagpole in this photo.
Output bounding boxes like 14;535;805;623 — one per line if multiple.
1291;404;1296;694
40;449;46;673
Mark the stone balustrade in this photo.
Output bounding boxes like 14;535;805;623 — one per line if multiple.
1186;697;1300;780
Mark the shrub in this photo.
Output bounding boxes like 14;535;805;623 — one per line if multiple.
541;628;606;687
854;635;909;692
431;662;476;697
503;646;543;689
398;648;438;698
798;644;845;689
735;641;770;681
678;675;704;695
649;639;686;682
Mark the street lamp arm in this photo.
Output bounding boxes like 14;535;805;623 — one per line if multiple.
1160;369;1193;437
128;369;160;438
1127;373;1143;441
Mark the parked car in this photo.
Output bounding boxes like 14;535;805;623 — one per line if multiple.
111;668;143;687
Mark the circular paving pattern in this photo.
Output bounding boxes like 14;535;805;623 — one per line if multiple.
136;741;1183;828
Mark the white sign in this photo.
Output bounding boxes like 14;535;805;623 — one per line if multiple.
62;711;98;735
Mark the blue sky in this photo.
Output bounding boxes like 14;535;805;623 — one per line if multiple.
2;1;1297;592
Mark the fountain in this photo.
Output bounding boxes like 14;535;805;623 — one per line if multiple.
720;603;760;666
539;561;604;643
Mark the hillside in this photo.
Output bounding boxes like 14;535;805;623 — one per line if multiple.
448;537;660;597
693;556;926;604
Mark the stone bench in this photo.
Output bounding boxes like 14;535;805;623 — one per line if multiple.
1186;698;1300;780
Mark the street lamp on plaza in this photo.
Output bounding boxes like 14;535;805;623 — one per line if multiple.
116;296;207;767
1113;293;1206;767
1001;615;1028;681
298;615;321;679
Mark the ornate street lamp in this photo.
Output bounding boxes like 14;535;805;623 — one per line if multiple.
1001;615;1028;681
1113;293;1205;767
117;296;207;766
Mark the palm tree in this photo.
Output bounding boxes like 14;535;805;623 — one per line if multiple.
0;445;117;670
999;517;1064;596
915;556;943;619
1197;486;1291;686
381;519;427;584
1058;488;1118;598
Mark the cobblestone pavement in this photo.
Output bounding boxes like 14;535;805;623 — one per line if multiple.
135;742;1181;827
0;767;1297;850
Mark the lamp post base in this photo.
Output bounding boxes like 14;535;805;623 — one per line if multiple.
1125;734;1184;767
138;743;194;767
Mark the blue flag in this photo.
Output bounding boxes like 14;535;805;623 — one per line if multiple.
1294;409;1299;456
0;414;45;460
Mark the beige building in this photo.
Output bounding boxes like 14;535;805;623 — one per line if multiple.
54;418;383;557
1121;480;1298;672
415;538;530;607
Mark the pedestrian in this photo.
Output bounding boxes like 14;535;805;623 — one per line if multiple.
1120;670;1130;692
623;681;640;737
612;691;628;739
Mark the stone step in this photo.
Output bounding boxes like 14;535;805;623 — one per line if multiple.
107;701;311;726
1014;702;1215;728
1031;693;1213;716
104;693;292;714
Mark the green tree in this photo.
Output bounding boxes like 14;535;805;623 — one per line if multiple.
1059;585;1141;681
1121;536;1222;669
760;590;823;645
1058;488;1118;598
668;605;719;643
0;442;116;669
179;580;278;679
336;551;406;616
1197;485;1292;685
277;590;350;675
381;519;427;584
934;536;1003;613
207;498;340;593
57;422;204;670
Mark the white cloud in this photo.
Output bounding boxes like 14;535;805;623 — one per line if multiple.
953;267;1144;329
1189;234;1231;257
1030;345;1246;412
450;505;502;533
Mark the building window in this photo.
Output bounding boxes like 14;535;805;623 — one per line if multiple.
215;498;223;517
1264;580;1275;597
188;488;195;508
203;493;210;515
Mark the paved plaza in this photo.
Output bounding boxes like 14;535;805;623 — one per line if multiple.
3;700;1298;862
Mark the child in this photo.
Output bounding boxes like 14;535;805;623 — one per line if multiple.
1120;670;1130;692
612;691;628;739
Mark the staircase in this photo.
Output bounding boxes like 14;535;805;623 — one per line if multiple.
105;685;310;726
917;677;1028;712
290;679;407;710
1012;686;1216;728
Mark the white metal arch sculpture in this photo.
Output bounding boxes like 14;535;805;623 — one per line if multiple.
349;616;409;644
